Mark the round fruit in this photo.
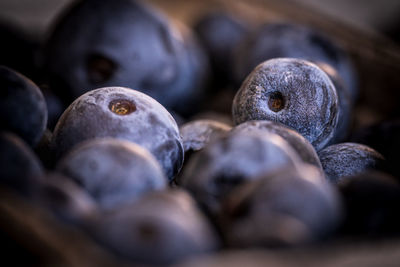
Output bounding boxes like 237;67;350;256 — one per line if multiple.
232;58;339;151
51;87;183;180
0;66;47;147
57;138;167;209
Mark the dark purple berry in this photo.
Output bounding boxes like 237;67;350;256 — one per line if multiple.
0;66;47;147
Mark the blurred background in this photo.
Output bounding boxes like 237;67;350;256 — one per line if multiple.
1;0;399;127
0;0;399;42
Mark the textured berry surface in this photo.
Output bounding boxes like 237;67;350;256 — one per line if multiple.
232;58;339;151
232;120;322;169
318;142;384;183
51;87;183;180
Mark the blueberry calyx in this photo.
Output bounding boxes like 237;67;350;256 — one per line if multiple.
267;91;285;112
108;99;136;115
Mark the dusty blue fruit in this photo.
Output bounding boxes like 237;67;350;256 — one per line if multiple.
51;87;183;180
220;165;342;247
44;0;209;117
56;138;166;209
87;189;219;265
178;131;302;215
0;66;47;147
231;120;322;169
232;58;339;151
318;142;384;183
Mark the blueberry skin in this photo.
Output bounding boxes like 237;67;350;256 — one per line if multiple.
56;138;166;209
231;120;322;170
194;11;248;87
318;143;384;183
339;171;400;236
178;131;302;215
180;119;232;153
234;23;357;102
220;165;342;247
44;0;209;117
232;58;339;151
87;189;219;265
51;87;183;180
33;172;98;225
315;62;352;144
0;66;47;147
0;132;43;195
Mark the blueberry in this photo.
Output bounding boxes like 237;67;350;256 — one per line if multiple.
87;189;219;265
231;120;322;169
194;11;248;88
0;132;43;195
178;131;302;215
220;165;342;247
44;0;209;116
339;171;400;236
51;87;183;180
315;62;352;144
232;58;339;151
234;22;357;102
180;119;232;154
33;172;98;225
56;138;166;209
0;66;47;147
318;143;384;183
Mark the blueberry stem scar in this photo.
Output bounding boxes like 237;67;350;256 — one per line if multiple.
268;91;285;112
109;99;136;115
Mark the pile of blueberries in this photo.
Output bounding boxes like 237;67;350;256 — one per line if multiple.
1;0;400;265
